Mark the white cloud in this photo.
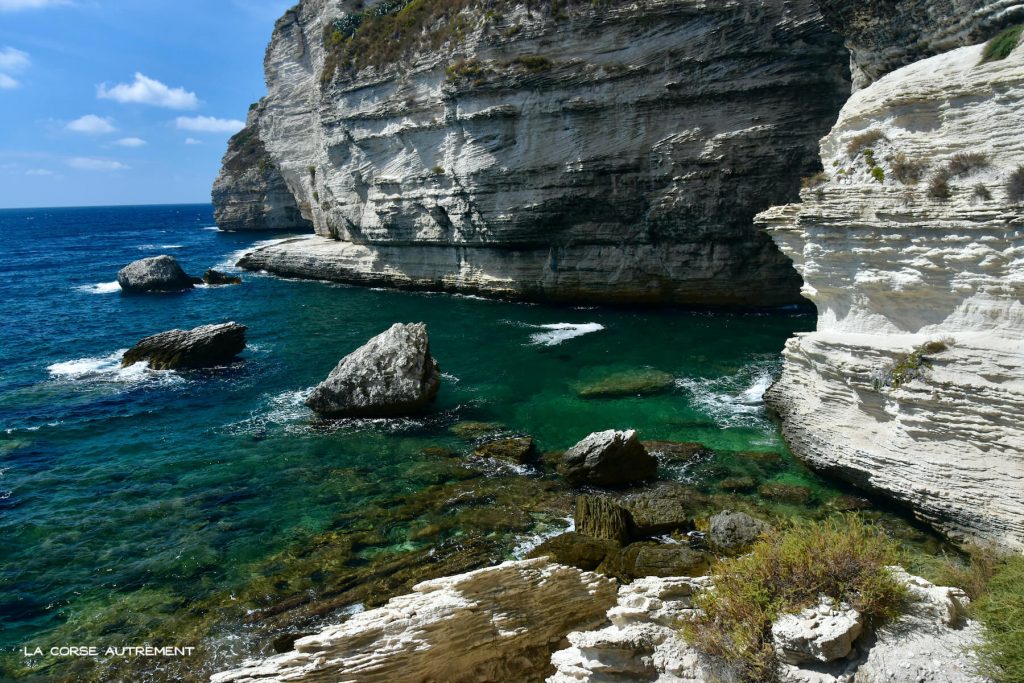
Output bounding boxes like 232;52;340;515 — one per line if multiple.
97;72;198;109
67;114;116;134
114;136;146;147
67;157;128;171
0;73;17;89
0;0;70;11
184;137;203;145
25;168;53;175
0;46;29;71
175;116;245;133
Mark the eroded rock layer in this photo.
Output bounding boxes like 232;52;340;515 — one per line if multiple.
813;0;1024;88
220;0;852;305
758;42;1024;550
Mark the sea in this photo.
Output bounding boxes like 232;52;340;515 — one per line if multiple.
0;204;942;681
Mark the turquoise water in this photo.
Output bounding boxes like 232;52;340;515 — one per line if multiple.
1;204;916;681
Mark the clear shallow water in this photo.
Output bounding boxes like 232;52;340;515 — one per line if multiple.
0;205;933;681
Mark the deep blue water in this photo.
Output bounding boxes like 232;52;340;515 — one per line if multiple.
0;204;847;680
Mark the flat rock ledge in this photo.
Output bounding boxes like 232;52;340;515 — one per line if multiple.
117;255;199;293
305;322;441;417
210;558;617;683
121;322;247;370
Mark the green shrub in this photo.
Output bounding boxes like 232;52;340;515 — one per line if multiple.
432;165;445;175
513;54;552;72
874;340;949;390
682;515;909;682
980;24;1023;64
863;149;877;167
974;183;992;200
974;555;1024;682
846;129;886;155
1008;165;1024;203
891;153;927;184
871;166;885;183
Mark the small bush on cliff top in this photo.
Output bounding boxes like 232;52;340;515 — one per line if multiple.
681;515;908;682
845;129;886;155
981;24;1024;64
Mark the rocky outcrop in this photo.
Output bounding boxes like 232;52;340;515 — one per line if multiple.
203;269;242;285
708;510;770;551
813;0;1024;88
757;41;1024;550
772;596;864;665
121;322;247;370
549;569;984;683
305;322;441;416
116;255;199;293
220;0;852;306
212;119;313;232
558;430;657;487
210;558;617;683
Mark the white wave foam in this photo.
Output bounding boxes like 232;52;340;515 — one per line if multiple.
47;350;181;387
75;281;121;294
217;234;316;271
136;244;183;250
527;322;604;346
440;372;460;384
512;515;574;559
202;226;220;231
674;362;779;430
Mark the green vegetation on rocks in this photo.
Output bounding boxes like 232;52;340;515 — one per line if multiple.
576;368;675;398
980;24;1023;64
682;515;909;682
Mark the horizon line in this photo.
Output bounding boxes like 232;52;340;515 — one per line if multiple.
0;201;213;211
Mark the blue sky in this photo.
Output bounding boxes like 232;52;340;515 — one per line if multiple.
0;0;295;208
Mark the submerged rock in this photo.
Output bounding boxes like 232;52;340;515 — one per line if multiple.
641;440;709;465
116;255;199;293
450;421;505;439
558;430;657;487
528;533;618;572
708;510;770;551
121;322;247;370
305;323;441;417
576;369;675;399
202;269;242;285
759;482;813;505
211;558;617;683
473;437;536;465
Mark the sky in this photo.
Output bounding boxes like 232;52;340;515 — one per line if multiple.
0;0;296;208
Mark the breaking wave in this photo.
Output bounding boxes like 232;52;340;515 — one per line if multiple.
527;322;604;346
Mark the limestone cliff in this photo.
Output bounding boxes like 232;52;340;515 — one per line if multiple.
758;40;1024;550
217;0;851;305
813;0;1024;88
212;111;314;232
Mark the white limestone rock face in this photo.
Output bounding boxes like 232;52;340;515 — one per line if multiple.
757;41;1024;550
221;0;853;306
210;558;618;683
772;596;863;665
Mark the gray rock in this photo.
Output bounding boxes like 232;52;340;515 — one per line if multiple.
121;322;247;370
575;495;632;544
708;510;770;551
597;541;710;581
622;486;697;537
527;532;618;572
473;437;536;465
212;120;313;232
202;269;242;285
116;255;199;293
772;596;863;664
558;429;657;487
305;323;441;417
219;0;851;306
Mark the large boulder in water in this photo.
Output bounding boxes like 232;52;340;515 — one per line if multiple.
122;322;247;370
306;323;441;417
558;429;657;487
117;255;200;293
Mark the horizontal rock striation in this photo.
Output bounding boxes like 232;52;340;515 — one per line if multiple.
758;42;1024;550
210;558;617;683
122;322;247;370
813;0;1024;89
222;0;852;305
212;117;314;232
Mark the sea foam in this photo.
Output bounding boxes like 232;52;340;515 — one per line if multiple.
674;361;778;430
527;322;604;346
75;281;121;294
